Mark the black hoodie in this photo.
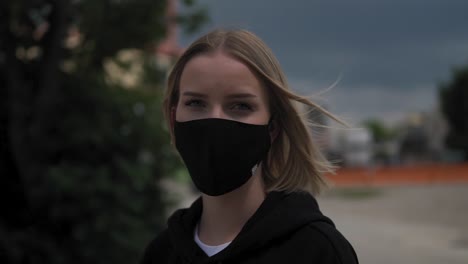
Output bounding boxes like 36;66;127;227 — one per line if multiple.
140;191;359;264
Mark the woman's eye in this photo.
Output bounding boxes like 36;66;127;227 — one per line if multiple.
231;103;253;111
184;100;205;107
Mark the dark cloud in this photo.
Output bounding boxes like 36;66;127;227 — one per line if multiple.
180;0;468;122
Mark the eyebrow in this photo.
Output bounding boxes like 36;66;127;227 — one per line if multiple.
227;93;257;99
182;91;207;98
182;91;257;99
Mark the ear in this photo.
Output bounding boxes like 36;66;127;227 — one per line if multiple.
268;118;280;143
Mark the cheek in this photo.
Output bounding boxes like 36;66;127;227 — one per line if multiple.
243;109;271;125
258;99;272;122
174;101;197;122
174;103;184;121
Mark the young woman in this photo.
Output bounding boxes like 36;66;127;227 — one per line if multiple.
141;29;359;264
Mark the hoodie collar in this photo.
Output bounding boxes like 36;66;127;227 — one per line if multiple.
167;191;334;263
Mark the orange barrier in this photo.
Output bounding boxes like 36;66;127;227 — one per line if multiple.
327;162;468;186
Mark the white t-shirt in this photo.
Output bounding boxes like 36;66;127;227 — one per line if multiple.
194;225;232;257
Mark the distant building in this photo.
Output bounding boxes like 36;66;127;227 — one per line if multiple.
153;0;184;70
397;109;448;164
339;128;373;167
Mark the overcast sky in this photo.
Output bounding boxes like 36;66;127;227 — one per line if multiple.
180;0;468;125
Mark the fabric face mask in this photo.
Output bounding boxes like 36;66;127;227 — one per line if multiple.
174;118;271;196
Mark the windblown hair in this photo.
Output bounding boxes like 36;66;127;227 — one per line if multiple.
163;29;342;195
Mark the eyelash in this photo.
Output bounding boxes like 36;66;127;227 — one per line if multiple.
231;102;253;111
183;100;253;112
184;99;205;107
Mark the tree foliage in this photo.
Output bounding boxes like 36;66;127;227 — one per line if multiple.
0;0;207;263
362;119;396;143
439;64;468;160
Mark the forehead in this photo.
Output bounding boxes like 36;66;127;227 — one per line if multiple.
179;51;267;97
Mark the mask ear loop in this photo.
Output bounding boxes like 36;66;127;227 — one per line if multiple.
267;114;275;128
259;114;276;178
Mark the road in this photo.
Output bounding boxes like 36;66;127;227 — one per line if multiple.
318;184;468;264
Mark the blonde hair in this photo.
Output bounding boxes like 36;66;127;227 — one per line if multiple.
163;29;342;195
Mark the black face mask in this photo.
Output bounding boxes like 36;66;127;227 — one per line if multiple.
174;118;271;196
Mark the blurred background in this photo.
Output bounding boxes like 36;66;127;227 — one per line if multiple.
1;0;467;263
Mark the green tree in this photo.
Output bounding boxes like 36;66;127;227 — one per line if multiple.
362;119;398;163
362;119;396;143
439;64;468;160
0;0;207;263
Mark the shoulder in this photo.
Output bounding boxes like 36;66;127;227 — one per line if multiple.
292;222;359;264
139;229;173;264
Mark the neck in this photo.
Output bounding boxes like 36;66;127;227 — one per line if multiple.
197;171;266;246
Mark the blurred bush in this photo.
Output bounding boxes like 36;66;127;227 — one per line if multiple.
439;64;468;161
0;0;207;263
3;76;174;263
